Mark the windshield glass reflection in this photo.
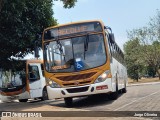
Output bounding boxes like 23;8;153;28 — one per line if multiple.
44;34;107;72
0;69;26;89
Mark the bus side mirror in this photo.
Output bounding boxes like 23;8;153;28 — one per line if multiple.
109;33;115;44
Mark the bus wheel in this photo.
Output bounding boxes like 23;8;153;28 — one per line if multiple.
109;79;118;100
109;89;118;100
19;99;28;102
64;97;73;107
122;84;127;93
122;88;127;93
41;88;48;101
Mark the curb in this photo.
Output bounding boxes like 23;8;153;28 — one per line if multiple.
127;82;160;87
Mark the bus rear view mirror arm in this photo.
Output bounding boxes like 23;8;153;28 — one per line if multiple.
104;26;115;44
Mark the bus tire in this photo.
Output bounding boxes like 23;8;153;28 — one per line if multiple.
41;87;49;101
19;99;28;102
122;80;127;93
109;77;118;100
64;97;73;107
109;89;118;100
122;88;127;93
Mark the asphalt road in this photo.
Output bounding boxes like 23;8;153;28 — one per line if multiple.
1;83;160;120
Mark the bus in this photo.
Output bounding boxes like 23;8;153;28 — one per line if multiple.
0;59;48;102
40;20;127;106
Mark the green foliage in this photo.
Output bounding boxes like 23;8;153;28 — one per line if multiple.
0;0;77;70
124;39;144;80
125;10;160;80
0;0;3;12
58;0;77;8
0;0;57;69
147;66;156;77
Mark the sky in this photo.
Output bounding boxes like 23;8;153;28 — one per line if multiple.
25;0;160;59
53;0;160;50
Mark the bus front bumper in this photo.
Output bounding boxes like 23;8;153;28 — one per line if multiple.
47;79;112;99
0;95;19;102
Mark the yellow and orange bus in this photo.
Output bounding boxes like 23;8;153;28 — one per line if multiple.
41;20;127;106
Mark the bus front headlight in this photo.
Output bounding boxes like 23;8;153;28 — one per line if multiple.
48;79;61;88
94;70;111;83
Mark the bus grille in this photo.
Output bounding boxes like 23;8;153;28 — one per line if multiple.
56;72;96;81
66;86;89;93
63;81;91;86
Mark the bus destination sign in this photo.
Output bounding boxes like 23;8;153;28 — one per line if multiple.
44;22;102;40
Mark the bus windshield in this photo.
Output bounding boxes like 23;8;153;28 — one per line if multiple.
44;33;107;72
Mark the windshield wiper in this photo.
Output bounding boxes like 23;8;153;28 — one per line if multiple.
84;34;89;59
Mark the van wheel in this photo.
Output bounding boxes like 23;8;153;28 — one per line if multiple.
41;88;48;101
64;97;73;107
1;100;7;103
19;99;28;102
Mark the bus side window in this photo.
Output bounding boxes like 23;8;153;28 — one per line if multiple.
28;65;40;81
107;34;113;62
112;44;115;57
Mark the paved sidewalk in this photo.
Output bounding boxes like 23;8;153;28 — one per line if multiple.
127;82;160;87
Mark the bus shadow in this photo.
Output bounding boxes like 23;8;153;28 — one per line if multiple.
49;93;124;109
0;93;124;111
28;99;63;104
0;99;62;111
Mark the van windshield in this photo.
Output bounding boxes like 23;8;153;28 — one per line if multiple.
0;69;26;89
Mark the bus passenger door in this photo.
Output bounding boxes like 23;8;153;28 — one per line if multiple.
28;64;43;98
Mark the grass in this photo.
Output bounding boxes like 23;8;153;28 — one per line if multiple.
128;77;160;84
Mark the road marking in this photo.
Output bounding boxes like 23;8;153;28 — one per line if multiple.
114;90;160;111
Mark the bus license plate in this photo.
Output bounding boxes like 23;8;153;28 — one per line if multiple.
96;85;108;90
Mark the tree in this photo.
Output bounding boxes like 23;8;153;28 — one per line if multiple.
140;41;160;79
124;38;144;81
0;0;77;70
0;0;3;12
125;10;160;80
61;0;77;8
